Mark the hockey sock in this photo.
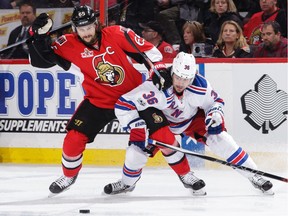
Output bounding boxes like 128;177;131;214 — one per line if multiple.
207;131;258;178
162;150;190;176
122;145;148;185
62;154;83;177
150;126;190;175
62;130;88;177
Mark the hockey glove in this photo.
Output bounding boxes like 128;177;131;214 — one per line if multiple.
29;13;53;37
151;62;172;91
128;118;148;150
205;106;225;135
143;144;158;157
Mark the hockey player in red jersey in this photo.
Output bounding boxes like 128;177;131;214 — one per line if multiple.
104;52;274;195
27;5;172;196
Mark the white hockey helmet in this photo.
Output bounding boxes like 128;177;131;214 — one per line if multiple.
171;52;197;80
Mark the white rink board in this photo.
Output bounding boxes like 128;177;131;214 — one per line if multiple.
204;63;288;153
0;62;287;155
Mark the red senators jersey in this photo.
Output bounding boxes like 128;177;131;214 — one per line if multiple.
243;10;279;45
157;41;177;62
52;25;162;109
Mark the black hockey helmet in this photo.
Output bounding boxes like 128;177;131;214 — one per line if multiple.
71;5;97;27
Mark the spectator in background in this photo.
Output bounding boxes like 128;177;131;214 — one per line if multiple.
205;0;243;45
156;0;208;45
213;20;252;57
242;0;287;25
0;0;14;8
139;21;177;61
227;0;261;25
2;1;36;59
277;0;287;14
0;0;25;9
179;21;214;57
243;0;287;45
22;0;78;8
253;21;287;57
48;0;76;7
119;0;158;36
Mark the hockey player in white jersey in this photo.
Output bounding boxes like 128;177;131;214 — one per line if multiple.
104;52;273;195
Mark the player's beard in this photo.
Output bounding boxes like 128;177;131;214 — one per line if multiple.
80;34;98;46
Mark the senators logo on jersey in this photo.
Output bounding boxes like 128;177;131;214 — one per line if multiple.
152;113;163;124
94;61;124;86
93;55;125;86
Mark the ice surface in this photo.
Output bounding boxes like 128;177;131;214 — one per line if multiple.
0;164;287;216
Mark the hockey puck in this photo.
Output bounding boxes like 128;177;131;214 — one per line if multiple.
79;209;90;214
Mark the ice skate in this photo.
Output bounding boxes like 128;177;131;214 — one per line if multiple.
48;174;78;197
178;171;206;196
103;180;136;195
249;175;274;195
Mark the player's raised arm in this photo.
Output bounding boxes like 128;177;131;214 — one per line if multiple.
27;13;71;70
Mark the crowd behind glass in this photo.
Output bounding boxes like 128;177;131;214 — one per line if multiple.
0;0;287;59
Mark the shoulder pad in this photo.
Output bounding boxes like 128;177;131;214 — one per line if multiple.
192;74;208;88
186;74;208;95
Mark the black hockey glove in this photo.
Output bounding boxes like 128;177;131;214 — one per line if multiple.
29;13;53;38
151;63;172;91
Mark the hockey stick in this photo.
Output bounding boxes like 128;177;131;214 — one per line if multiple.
0;21;72;54
148;138;288;183
123;31;165;89
0;3;129;54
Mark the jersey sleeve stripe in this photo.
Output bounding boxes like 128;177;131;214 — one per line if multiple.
115;97;136;111
164;90;174;104
186;86;206;95
215;98;225;105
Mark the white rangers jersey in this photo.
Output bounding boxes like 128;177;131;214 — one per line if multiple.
115;73;224;134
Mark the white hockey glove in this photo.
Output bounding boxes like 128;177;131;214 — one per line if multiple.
205;106;225;135
128;118;149;150
29;13;53;37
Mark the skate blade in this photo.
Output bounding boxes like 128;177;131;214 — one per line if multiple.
48;187;71;198
101;191;131;196
102;187;135;196
262;189;274;196
48;192;58;198
192;188;207;196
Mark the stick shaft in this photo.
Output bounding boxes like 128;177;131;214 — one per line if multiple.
0;3;125;53
123;31;164;83
0;21;72;53
148;139;288;183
